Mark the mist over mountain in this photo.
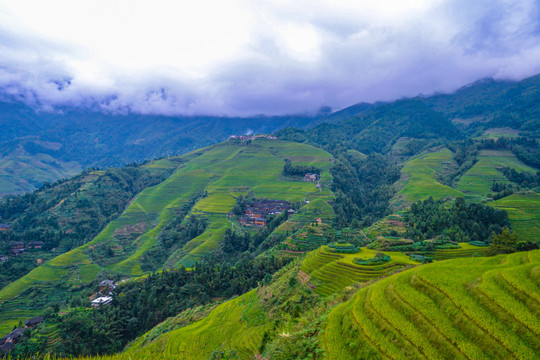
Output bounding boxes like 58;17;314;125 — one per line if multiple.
2;72;539;196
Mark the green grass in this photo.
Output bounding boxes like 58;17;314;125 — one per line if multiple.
491;193;540;243
324;250;540;359
456;150;537;195
396;148;463;205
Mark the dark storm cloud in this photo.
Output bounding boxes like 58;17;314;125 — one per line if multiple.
0;0;539;116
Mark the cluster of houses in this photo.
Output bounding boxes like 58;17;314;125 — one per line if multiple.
303;173;320;182
237;200;293;227
0;241;44;262
228;134;278;141
0;223;11;231
90;279;117;308
0;317;43;353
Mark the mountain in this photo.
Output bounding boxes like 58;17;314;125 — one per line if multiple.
0;74;539;359
2;73;540;196
0;138;334;337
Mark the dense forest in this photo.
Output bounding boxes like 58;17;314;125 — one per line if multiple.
404;197;510;243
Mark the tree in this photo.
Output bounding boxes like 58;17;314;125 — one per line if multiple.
488;228;518;255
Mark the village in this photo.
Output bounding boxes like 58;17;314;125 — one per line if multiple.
235;199;293;227
228;134;278;141
0;278;118;354
0;316;44;353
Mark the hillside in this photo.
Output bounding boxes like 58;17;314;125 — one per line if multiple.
0;138;334;337
44;249;539;360
325;250;540;359
1;74;539;359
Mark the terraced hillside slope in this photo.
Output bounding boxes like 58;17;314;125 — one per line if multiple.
456;149;537;196
393;147;463;207
301;246;418;296
0;139;334;336
325;250;540;359
38;251;539;360
491;193;540;242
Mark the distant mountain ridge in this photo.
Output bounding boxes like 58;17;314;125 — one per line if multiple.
0;101;317;195
1;72;539;196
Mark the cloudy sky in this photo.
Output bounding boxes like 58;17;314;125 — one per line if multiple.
0;0;539;116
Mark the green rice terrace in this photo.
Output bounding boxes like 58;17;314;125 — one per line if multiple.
279;224;365;254
395;148;463;206
491;192;540;243
300;246;419;296
18;249;540;360
0;138;334;337
325;249;540;359
456;149;537;196
393;147;540;207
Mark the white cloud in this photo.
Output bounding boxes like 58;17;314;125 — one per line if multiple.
0;0;539;115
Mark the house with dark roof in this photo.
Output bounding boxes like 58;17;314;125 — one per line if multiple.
0;223;11;231
5;328;24;343
25;317;44;328
28;241;44;249
0;340;14;353
99;280;117;292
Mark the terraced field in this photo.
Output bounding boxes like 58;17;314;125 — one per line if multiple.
324;250;540;359
121;289;268;359
0;139;334;335
456;150;537;196
491;193;540;242
301;246;419;296
408;242;490;260
395;148;463;206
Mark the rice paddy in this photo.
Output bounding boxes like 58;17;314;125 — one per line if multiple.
396;148;463;205
324;249;540;359
456;150;537;196
490;192;540;242
301;246;419;296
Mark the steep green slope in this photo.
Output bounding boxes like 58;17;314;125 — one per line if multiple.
491;193;540;243
0;139;333;336
324;250;540;359
394;148;463;206
0;99;318;196
301;246;418;296
57;251;540;360
456;149;537;196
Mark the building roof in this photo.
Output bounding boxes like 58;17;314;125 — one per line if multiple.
6;328;24;339
100;280;115;287
25;317;44;326
91;296;113;305
0;341;14;353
